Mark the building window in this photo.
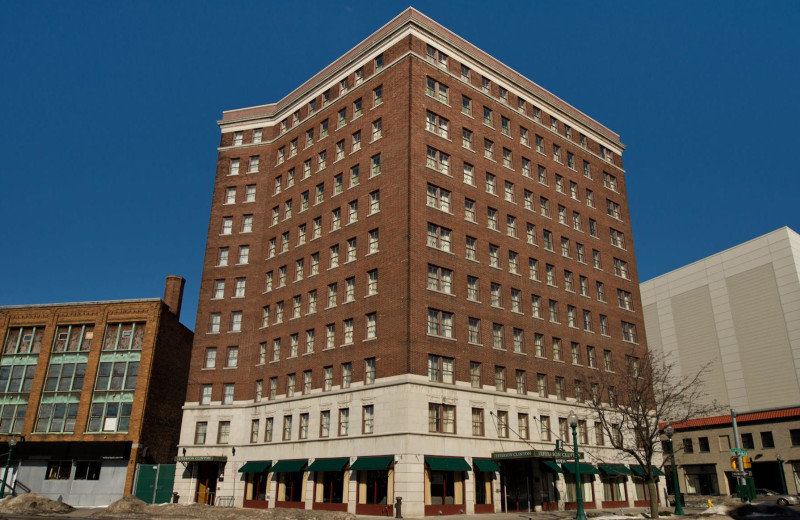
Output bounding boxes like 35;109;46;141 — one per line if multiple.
427;309;454;338
321;410;331;437
495;366;506;392
515;369;526;394
339;408;349;436
427;264;453;294
496;410;508;438
283;415;292;441
218;421;231;444
428;403;456;434
741;433;755;449
472;408;484;436
426;77;449;103
468;318;481;344
426;223;452;251
194;422;207;444
761;431;775;449
363;405;375;434
428;355;454;384
299;413;309;439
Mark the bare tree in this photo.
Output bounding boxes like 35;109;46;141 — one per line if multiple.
585;350;719;518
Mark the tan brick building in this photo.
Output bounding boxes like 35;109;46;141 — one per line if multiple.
175;8;655;516
0;275;193;505
666;407;800;497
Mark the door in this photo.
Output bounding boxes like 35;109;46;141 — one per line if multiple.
195;462;219;505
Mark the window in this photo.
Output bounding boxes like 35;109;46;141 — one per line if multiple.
427;184;451;212
515;369;526;393
426;77;448;103
371;154;381;177
462;128;473;149
489;244;499;267
427;308;454;338
428;355;454;384
587;346;596;368
549;300;559;322
698;437;710;452
472;408;484;436
600;315;609;336
618;289;634;310
622;321;638;343
426;223;452;252
495;366;506;391
347;237;357;261
462;95;472;116
683;438;694;453
555;377;565;400
614;258;630;279
468;317;481;344
241;215;253;233
426;44;448;66
792;429;800;447
537;374;547;397
583;310;593;332
484;139;494;160
761;431;775;449
209;313;221;333
483;106;493;127
426;111;449;138
741;433;755;450
343;318;354;344
426;146;450;174
372;119;382;140
496;410;508;438
282;415;293;441
339;408;350;436
492;323;504;349
506;215;517;237
593;249;602;269
531;295;542;318
226;347;238;368
221;217;233;235
466;236;477;260
429;403;455;434
467;276;480;301
610;228;626;249
464;198;476;222
194;422;208;444
501;118;510;137
341;362;352;388
487;208;498;230
463;163;474;185
607;199;622;220
481;76;491;93
427;264;453;294
552;144;561;162
249;156;260;173
490;283;502;307
373;85;383;106
363;405;374;434
351;130;361;152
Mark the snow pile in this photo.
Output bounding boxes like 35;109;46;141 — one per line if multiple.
0;493;74;514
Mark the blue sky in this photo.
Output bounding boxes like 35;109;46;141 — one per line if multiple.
2;1;799;330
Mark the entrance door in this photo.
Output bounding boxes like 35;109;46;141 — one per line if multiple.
195;462;219;505
500;460;533;512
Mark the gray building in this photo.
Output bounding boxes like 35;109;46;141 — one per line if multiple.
640;227;800;410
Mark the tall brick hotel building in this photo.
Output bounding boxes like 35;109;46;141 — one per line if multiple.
175;8;653;516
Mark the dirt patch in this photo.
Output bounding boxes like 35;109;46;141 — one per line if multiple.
93;498;357;520
0;493;75;515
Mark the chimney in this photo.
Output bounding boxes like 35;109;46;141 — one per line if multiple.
163;275;185;319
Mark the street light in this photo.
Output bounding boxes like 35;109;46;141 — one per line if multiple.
568;411;587;520
1;436;18;499
664;425;685;515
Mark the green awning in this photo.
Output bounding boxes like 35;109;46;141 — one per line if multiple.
629;465;665;477
541;461;564;473
598;464;633;476
425;456;471;472
350;456;394;471
473;459;500;472
562;462;599;475
238;461;271;473
308;457;350;472
270;459;307;473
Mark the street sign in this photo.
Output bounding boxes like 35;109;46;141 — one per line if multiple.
555;459;571;464
730;448;747;456
732;471;751;477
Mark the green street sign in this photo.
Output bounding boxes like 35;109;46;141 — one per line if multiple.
730;448;747;456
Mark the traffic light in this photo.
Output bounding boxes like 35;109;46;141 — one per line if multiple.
731;457;752;469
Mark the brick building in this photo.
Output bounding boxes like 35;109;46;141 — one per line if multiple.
175;9;655;516
0;275;193;506
664;407;800;497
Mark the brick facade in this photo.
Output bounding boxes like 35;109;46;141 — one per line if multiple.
0;276;193;505
177;8;652;516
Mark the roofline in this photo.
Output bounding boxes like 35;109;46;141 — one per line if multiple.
219;7;622;148
1;298;163;310
641;226;798;286
664;405;800;431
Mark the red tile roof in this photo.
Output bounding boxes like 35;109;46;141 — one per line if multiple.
665;407;800;430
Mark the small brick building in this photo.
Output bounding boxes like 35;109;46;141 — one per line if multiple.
175;8;656;516
0;275;193;506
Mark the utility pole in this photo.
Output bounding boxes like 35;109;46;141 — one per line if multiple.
731;410;750;503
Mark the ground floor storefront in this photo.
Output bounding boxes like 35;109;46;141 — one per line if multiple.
174;450;667;516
